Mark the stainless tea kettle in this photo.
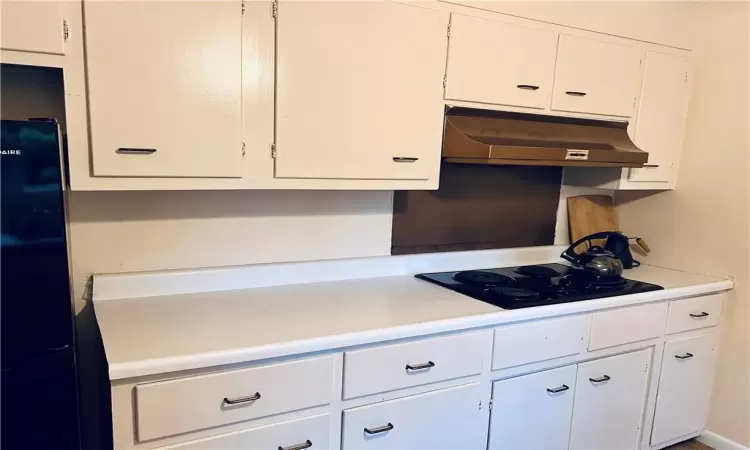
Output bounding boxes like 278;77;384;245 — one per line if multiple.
561;232;626;280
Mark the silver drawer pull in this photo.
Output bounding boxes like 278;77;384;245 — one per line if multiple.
278;440;312;450
393;157;418;163
116;148;157;154
546;384;570;394
690;312;709;318
405;361;435;371
642;164;660;168
589;375;611;383
675;352;694;360
223;392;261;405
364;423;394;435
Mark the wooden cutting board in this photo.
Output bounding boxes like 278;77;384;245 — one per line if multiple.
567;195;618;249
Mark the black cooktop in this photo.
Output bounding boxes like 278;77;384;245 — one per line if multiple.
415;263;663;310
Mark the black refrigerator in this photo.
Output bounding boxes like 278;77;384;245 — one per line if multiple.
1;119;81;449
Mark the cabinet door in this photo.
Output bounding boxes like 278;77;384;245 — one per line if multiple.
650;333;718;446
489;365;577;450
275;2;444;181
1;0;64;55
84;1;243;178
569;349;651;450
445;14;558;109
164;413;330;449
552;35;643;117
342;383;487;449
628;52;692;183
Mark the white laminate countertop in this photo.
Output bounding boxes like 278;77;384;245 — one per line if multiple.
94;258;733;381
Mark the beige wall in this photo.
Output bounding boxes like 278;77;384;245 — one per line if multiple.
616;2;750;446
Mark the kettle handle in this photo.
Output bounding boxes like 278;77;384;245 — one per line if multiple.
561;231;626;264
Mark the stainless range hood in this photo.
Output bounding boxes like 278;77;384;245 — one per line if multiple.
442;107;649;168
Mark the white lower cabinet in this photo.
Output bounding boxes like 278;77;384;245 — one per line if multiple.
569;349;651;450
650;333;718;446
489;365;577;450
341;383;487;449
161;413;330;449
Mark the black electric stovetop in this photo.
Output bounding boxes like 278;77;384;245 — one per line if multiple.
415;263;663;310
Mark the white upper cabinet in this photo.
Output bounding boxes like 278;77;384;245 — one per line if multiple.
650;333;718;447
445;14;558;109
569;349;651;450
274;1;445;181
83;1;243;178
627;52;692;184
0;0;64;55
489;365;577;450
552;35;644;117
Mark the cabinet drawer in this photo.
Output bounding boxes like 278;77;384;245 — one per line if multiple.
135;356;334;441
666;294;724;335
343;331;488;399
650;333;718;446
588;302;668;351
342;383;487;449
492;315;589;370
489;365;577;450
163;414;330;449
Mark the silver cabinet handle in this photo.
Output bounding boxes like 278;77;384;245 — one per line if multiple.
546;384;570;394
364;423;394;435
642;164;660;168
517;84;540;90
690;312;709;318
116;148;157;154
589;375;611;383
675;352;694;360
393;157;418;163
405;361;435;371
565;91;587;97
223;392;261;405
278;440;312;450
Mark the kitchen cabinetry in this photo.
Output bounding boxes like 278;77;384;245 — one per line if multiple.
569;349;651;450
489;365;577;450
563;50;692;190
341;383;487;449
0;0;65;55
164;414;330;449
445;13;558;109
552;35;644;118
274;1;444;181
627;52;692;184
650;333;718;446
83;0;243;178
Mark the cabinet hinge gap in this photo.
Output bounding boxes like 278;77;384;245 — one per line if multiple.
443;74;447;89
272;0;278;19
489;398;493;410
242;142;246;158
447;23;451;38
241;0;246;16
270;143;277;159
63;19;70;42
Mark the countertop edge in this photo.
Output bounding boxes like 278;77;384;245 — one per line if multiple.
107;278;733;381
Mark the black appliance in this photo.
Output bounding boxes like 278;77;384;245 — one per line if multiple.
1;119;81;449
415;263;663;310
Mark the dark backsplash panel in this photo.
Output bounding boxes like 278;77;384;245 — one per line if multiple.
391;163;562;255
